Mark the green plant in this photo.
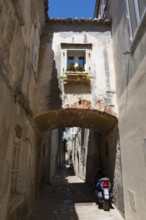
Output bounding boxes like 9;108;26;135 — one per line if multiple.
67;62;75;71
75;64;84;71
67;63;85;72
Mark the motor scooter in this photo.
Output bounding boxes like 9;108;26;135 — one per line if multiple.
95;177;112;211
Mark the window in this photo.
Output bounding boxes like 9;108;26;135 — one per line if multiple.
61;43;92;76
79;57;85;66
127;0;146;39
10;125;22;197
67;56;74;66
67;50;86;69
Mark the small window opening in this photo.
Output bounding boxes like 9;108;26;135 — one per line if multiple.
67;56;74;66
79;57;85;66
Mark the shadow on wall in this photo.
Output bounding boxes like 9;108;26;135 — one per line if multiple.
86;130;103;186
48;32;62;110
49;59;62;110
38;32;62;111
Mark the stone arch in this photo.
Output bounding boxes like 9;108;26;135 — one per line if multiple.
34;108;117;134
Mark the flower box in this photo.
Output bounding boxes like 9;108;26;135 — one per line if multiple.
62;72;91;84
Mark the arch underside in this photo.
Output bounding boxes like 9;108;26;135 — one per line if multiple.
34;108;117;134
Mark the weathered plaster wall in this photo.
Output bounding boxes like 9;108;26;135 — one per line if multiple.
37;32;62;112
0;74;16;220
37;21;117;116
118;60;146;220
0;1;49;220
105;125;124;216
110;0;146;219
86;130;102;185
72;128;89;180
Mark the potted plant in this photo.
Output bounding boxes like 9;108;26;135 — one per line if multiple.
67;62;75;71
75;64;84;72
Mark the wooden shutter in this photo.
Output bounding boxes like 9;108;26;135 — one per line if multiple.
137;0;146;18
127;0;138;36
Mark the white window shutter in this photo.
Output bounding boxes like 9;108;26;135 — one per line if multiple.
137;0;146;18
128;0;138;36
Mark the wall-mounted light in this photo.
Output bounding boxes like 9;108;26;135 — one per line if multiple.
88;53;90;57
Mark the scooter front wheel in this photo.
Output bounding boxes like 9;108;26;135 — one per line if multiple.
103;200;110;211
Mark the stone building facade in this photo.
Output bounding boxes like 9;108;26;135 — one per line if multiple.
0;1;65;220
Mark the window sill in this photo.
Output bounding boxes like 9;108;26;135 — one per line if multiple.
130;9;146;54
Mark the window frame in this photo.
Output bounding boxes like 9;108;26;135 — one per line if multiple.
126;0;146;45
61;43;92;76
66;50;86;70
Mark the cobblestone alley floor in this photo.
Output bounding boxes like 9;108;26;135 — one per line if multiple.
29;164;124;220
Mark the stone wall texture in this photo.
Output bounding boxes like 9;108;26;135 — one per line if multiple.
0;1;55;220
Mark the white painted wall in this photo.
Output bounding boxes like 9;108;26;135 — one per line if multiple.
51;29;117;114
118;57;146;220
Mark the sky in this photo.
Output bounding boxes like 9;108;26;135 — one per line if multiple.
48;0;96;19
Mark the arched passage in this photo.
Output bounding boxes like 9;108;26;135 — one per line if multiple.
34;108;117;134
34;108;119;185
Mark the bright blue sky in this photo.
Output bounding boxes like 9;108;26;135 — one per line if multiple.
48;0;96;18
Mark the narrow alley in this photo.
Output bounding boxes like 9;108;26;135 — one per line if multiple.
29;164;124;220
